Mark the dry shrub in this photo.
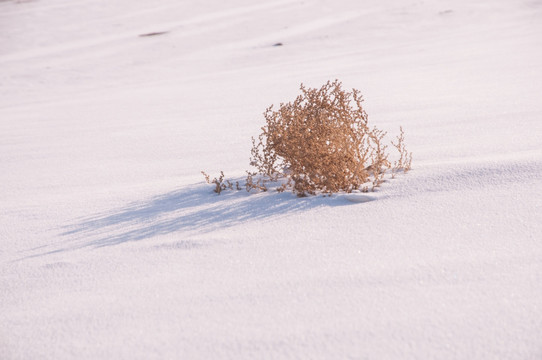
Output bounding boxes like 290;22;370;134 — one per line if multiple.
250;80;396;196
203;80;411;196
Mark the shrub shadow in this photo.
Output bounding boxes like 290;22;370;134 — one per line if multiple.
60;183;353;249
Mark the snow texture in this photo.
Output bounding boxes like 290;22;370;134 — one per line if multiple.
1;0;542;358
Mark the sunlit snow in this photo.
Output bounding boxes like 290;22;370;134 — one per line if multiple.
1;0;541;358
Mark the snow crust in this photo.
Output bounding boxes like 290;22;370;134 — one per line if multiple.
1;0;542;358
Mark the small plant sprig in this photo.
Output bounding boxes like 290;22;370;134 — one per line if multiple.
391;126;413;178
201;171;240;194
368;127;391;190
245;171;267;192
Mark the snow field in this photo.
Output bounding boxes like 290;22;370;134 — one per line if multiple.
1;0;542;358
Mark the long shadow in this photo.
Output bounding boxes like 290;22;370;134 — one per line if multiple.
59;182;353;249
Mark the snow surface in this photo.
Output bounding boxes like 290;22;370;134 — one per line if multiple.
1;0;542;358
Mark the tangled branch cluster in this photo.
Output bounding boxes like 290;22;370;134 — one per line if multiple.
203;80;412;196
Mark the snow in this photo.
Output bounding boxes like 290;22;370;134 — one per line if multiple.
1;0;542;358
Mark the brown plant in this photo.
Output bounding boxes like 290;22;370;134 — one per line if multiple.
250;80;399;196
391;126;413;178
203;80;412;196
201;171;232;194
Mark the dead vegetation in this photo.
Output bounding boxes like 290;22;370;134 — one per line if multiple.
391;126;413;178
201;171;240;194
202;80;412;196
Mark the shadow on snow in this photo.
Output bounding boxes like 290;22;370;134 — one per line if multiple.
59;183;354;249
